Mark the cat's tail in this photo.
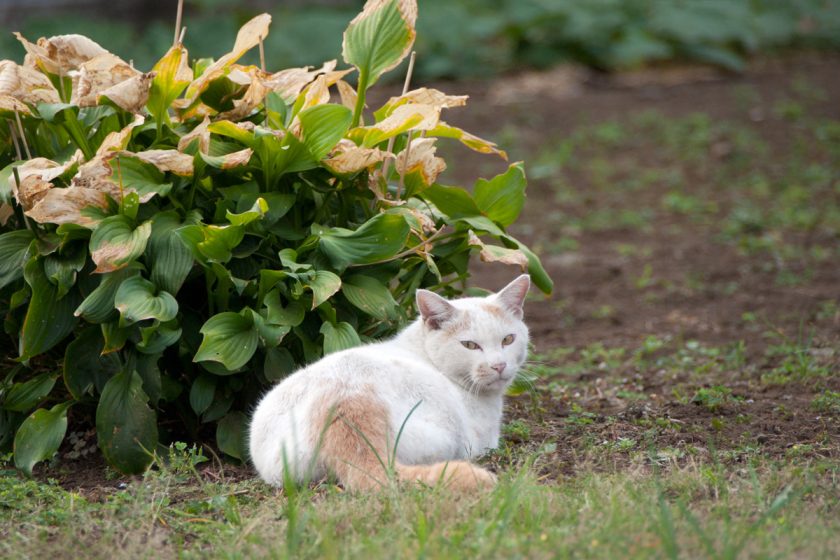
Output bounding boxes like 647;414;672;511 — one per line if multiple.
312;392;496;492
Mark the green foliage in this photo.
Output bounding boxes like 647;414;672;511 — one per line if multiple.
0;2;549;475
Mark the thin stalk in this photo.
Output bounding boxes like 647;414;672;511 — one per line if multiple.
173;0;185;47
178;27;187;45
8;121;22;160
381;51;416;185
14;111;31;159
11;167;37;237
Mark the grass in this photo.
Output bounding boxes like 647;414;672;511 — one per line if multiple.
2;451;839;559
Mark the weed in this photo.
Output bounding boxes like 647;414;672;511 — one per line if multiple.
692;386;741;412
811;391;840;415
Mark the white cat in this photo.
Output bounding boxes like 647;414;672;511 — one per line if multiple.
248;274;531;491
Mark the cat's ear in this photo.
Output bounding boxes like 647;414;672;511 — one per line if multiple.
416;290;457;330
494;274;530;319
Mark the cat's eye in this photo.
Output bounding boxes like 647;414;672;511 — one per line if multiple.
502;334;516;346
461;341;481;350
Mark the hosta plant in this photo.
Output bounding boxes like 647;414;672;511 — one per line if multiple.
0;0;551;475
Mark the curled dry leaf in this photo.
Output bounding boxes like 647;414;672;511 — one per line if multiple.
25;187;109;227
0;94;32;115
125;150;194;176
98;72;155;114
215;148;254;169
185;13;271;100
394;137;446;186
9;152;84;210
178;116;211;153
467;231;528;270
0;60;60;105
324;142;390;174
0;203;13;226
96;114;145;156
14;33;109;74
217;71;269;121
299;75;330;111
265;60;337;104
380;87;468;116
336;80;357;112
71;156;122;201
72;53;140;107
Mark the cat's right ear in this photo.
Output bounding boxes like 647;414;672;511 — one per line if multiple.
416;290;456;330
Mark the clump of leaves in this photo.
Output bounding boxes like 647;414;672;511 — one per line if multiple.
0;0;550;476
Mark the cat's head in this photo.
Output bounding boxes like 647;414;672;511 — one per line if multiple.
416;275;531;394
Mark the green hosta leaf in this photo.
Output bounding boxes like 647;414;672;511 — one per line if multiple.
110;156;173;201
194;311;259;371
298;104;353;160
63;326;121;400
226;197;268;226
318;213;410;270
90;215;152;274
13;402;70;477
75;263;142;323
177;224;244;264
137;320;182;354
101;321;130;354
320;321;362;355
96;370;158;475
0;230;35;290
3;373;57;413
342;275;398;320
114;276;178;326
189;375;216;415
147;45;191;125
207;120;257;148
304;270;342;309
216;411;246;460
148;211;193;295
264;290;306;326
251;312;291;348
474;162;527;227
43;242;86;299
421;184;482;220
19;257;80;361
264;347;296;381
343;0;417;89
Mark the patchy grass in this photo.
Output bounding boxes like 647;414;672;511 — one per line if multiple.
2;451;840;559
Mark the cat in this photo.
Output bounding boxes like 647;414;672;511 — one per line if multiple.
248;274;531;491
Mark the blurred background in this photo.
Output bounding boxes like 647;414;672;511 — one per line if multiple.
2;0;840;79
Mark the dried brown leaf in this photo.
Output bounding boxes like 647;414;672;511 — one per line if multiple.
185;13;271;100
178;116;211;154
336;80;358;112
264;60;337;104
467;231;528;270
97;72;155;114
72;53;140;107
125;149;194;176
394;137;446;185
324;143;390;174
96;114;145;156
0;60;60;105
0;94;32;116
217;71;269;121
10;153;83;209
381;87;468;114
25;187;109;227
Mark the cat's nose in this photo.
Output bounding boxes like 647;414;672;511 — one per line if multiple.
491;362;507;375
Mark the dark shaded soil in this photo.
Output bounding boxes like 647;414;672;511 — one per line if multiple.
35;53;840;493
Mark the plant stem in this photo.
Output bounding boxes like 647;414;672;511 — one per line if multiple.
14;111;31;159
381;51;416;187
351;70;368;128
173;0;185;47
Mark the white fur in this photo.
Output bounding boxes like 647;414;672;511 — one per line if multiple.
248;275;531;486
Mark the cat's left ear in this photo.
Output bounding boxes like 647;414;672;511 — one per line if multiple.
494;274;530;319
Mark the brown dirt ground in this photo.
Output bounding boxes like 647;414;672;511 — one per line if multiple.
36;53;840;493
